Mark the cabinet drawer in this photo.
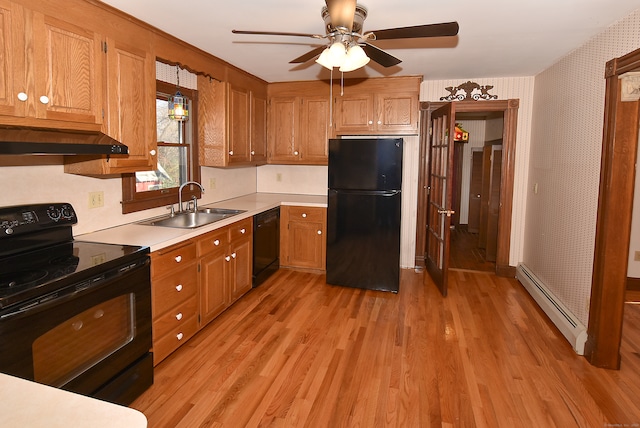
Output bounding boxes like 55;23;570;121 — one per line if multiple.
152;315;199;365
152;265;197;316
196;228;229;257
151;242;197;278
287;206;325;223
229;218;252;240
153;296;198;339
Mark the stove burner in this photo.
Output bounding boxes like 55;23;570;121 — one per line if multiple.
49;255;79;266
1;270;49;289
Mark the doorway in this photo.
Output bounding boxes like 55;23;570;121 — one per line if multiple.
416;100;519;279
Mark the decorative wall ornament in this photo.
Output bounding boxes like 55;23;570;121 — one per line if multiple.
619;71;640;102
440;81;498;101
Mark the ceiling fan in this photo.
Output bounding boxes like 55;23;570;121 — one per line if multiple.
232;0;459;72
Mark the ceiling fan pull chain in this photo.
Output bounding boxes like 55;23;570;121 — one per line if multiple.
341;71;344;96
329;68;334;127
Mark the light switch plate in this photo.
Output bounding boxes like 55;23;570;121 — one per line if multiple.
89;191;104;208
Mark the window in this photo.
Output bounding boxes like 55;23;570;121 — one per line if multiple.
121;81;200;214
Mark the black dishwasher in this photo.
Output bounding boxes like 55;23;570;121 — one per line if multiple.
253;207;280;287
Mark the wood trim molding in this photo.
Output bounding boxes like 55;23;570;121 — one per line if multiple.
415;99;519;277
586;50;640;369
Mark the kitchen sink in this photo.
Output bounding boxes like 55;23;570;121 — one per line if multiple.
137;208;245;229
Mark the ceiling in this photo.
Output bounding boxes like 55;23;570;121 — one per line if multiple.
99;0;639;83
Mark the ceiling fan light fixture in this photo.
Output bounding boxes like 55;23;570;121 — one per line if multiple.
339;44;370;72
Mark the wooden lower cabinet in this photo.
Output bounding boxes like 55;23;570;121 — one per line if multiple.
197;218;253;327
150;241;198;365
280;206;326;271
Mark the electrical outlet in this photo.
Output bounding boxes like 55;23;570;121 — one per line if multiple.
634;251;640;261
209;178;216;189
276;173;282;182
89;191;104;208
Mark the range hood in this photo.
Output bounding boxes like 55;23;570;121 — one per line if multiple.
0;126;128;155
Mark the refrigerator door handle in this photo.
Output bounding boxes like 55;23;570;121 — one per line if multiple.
330;190;400;197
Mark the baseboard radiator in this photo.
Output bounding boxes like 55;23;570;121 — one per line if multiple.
515;264;587;355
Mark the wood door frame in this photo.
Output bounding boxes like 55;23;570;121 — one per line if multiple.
416;99;519;276
586;48;640;368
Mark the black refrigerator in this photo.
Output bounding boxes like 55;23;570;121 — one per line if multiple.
326;138;403;292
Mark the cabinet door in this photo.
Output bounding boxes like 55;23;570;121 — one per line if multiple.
334;93;373;133
268;96;298;162
300;96;330;164
199;247;229;326
229;84;251;164
0;0;25;117
32;13;103;124
376;92;418;133
251;92;267;164
229;235;252;302
286;219;324;269
103;39;156;171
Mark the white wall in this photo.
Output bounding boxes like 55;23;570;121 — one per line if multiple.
525;9;640;326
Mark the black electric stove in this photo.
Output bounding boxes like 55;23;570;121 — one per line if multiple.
0;203;149;310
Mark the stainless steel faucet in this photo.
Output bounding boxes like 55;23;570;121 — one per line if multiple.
178;181;205;212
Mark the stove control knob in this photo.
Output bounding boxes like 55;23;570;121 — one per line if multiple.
61;205;75;220
5;227;13;235
46;206;61;222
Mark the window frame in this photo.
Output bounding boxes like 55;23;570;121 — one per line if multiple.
121;81;200;214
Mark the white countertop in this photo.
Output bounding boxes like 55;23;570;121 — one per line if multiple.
0;374;147;428
77;193;327;252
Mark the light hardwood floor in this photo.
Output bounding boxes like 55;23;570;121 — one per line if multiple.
132;268;640;427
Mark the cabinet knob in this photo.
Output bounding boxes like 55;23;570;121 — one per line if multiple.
17;92;28;102
175;255;182;263
213;239;220;246
39;95;50;105
368;120;373;125
175;312;183;321
251;150;255;155
176;332;184;341
225;256;231;262
150;150;156;156
240;228;246;234
294;151;299;155
302;213;307;218
377;120;382;125
175;284;183;292
317;230;322;235
229;150;234;156
231;252;237;259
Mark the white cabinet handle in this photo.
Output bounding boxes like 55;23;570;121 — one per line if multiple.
377;120;382;125
225;256;231;262
240;228;246;234
150;150;156;156
229;150;234;156
176;332;184;341
175;312;183;321
302;213;307;218
294;151;299;155
17;92;28;102
251;150;255;155
368;120;373;125
213;239;220;246
175;284;183;292
175;255;182;263
317;230;322;235
231;252;237;259
39;95;49;105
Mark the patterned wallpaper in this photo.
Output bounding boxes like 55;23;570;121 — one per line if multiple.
525;9;640;325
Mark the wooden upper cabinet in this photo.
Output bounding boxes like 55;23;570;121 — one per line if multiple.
0;0;24;117
267;80;332;165
198;73;268;167
334;76;421;135
64;39;156;175
0;2;103;126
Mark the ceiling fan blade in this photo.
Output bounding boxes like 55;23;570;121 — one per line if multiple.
362;43;402;68
369;21;459;40
325;0;356;31
290;46;327;64
232;29;324;39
